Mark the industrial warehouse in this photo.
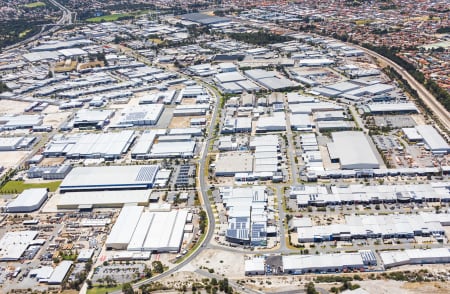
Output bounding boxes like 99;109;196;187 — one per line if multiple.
56;190;152;209
245;248;450;275
59;165;159;192
130;129;199;159
290;182;450;207
0;231;39;261
220;186;273;246
43;130;136;159
327;131;380;170
5;188;48;213
0;4;450;293
214;135;283;181
294;213;450;243
105;205;189;252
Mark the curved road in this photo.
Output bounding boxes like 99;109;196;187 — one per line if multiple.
354;44;450;131
48;0;73;25
4;0;72;51
109;81;220;293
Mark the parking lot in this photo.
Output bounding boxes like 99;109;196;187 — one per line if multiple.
92;264;146;284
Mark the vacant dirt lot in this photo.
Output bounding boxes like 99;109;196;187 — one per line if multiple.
169;116;193;128
0;151;29;168
0;100;29;115
39;157;65;166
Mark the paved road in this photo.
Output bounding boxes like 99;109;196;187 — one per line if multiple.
4;0;73;52
48;0;73;25
276;185;290;254
107;65;220;293
355;44;450;131
284;101;298;184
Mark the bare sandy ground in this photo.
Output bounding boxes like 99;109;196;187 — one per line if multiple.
42;109;71;128
0;151;29;168
0;100;29;115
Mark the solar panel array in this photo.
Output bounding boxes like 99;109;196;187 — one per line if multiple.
135;166;159;182
175;165;195;186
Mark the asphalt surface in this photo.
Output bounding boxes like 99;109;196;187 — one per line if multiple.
4;0;73;52
108;76;221;293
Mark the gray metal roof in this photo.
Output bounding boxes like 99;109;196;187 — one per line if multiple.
48;260;72;284
327;131;380;169
60;165;159;191
106;206;143;248
7;188;48;211
416;125;449;152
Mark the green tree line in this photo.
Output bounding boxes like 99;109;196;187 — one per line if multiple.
227;31;294;46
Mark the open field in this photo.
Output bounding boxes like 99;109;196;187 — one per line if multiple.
86;13;133;23
191;248;244;279
23;1;46;8
0;180;61;193
86;10;149;23
19;29;32;38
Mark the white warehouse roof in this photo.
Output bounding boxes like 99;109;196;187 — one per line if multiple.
327;131;380;169
215;72;246;83
119;104;164;126
106;207;188;252
282;252;364;273
6;188;48;213
0;231;38;261
47;260;73;284
60;165;159;192
381;248;450;269
57;190;151;209
106;206;144;250
416;125;449;154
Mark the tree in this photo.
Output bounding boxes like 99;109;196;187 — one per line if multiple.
306;282;318;294
104;275;116;287
199;210;207;233
86;279;93;289
85;261;92;272
144;265;152;278
152;261;164;273
0;80;10;93
122;283;134;294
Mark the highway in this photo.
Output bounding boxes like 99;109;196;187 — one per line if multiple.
4;0;73;52
354;44;450;131
48;0;73;25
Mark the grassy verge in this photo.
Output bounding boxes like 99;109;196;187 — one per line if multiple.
175;232;206;264
285;236;300;250
19;29;32;38
0;180;61;194
87;285;122;294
